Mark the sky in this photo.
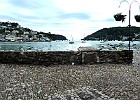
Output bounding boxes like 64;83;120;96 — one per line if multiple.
0;0;140;40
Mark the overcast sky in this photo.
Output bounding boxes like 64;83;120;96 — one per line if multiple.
0;0;140;40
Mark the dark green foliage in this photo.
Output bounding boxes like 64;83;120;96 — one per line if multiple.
11;22;19;27
84;26;140;41
1;22;9;26
37;32;67;40
46;34;67;41
24;28;31;32
0;28;5;34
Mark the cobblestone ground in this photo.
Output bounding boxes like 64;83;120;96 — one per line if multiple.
0;63;140;100
133;50;140;67
47;86;116;100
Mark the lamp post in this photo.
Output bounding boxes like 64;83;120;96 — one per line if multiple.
114;0;140;51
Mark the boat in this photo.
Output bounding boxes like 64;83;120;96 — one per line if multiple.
78;46;97;51
69;35;74;44
69;41;74;44
81;40;86;43
81;33;86;43
100;39;108;43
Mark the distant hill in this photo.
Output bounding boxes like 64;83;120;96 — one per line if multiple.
83;26;140;41
0;21;67;41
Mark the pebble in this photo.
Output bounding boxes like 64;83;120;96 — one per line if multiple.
0;62;140;100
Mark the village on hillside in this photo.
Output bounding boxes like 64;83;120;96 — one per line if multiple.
0;21;67;42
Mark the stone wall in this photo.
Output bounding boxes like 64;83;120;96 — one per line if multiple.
0;50;133;65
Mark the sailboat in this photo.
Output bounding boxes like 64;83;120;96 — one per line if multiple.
81;33;86;43
81;40;86;43
69;35;74;44
81;39;86;43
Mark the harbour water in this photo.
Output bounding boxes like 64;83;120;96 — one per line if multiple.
0;40;140;51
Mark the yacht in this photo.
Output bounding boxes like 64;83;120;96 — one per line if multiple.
69;35;74;44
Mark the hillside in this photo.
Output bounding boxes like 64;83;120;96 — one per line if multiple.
0;21;67;42
84;26;140;41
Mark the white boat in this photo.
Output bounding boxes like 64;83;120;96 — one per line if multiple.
78;46;97;51
81;33;86;43
81;40;86;43
69;35;74;44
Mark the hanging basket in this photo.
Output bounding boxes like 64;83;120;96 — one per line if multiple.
114;13;126;21
134;15;140;22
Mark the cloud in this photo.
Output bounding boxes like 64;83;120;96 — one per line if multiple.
104;18;115;22
8;0;43;9
0;15;17;21
58;13;90;20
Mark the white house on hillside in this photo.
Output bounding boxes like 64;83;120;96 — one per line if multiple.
24;31;30;34
5;34;16;41
31;31;37;34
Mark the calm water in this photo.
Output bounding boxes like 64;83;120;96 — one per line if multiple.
0;40;140;51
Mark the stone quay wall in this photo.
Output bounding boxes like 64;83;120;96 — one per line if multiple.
0;50;133;65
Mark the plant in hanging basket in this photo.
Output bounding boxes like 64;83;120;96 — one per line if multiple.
114;13;126;21
134;15;140;22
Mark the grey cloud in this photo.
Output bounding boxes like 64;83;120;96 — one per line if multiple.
104;18;115;22
9;0;44;9
0;14;42;27
59;13;90;20
0;15;25;22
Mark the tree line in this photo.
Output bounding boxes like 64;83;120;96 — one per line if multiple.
84;26;140;41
